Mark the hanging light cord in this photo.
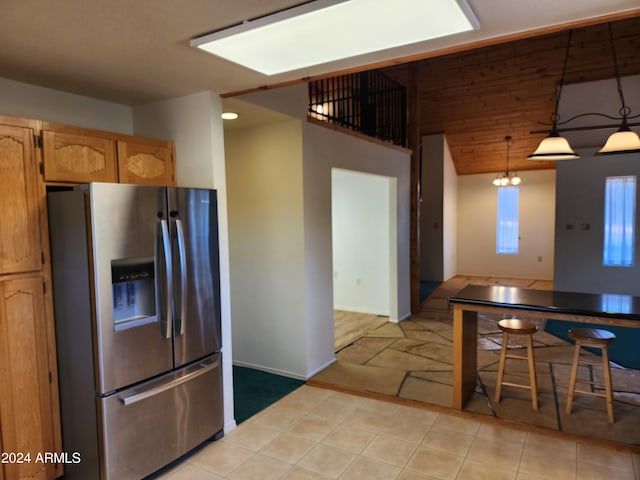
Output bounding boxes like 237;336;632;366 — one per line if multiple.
536;26;639;130
551;30;573;126
505;135;512;173
608;22;630;121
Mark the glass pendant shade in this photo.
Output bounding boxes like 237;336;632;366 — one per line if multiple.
596;127;640;155
528;25;640;159
527;133;579;160
492;173;521;186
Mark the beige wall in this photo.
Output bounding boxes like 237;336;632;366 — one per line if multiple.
457;169;556;279
227;84;411;378
225;119;308;377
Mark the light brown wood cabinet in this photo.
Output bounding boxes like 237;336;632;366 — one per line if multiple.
41;123;175;186
0;115;175;479
41;129;117;183
0;116;62;480
0;274;56;480
117;138;175;185
0;123;42;274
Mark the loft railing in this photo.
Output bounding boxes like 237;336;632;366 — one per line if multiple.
308;70;407;147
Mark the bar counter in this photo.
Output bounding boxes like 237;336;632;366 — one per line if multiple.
448;285;640;409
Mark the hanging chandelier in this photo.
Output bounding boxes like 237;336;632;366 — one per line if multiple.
493;135;521;186
528;23;640;160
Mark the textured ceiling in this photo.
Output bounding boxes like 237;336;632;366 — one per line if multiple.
1;2;639;174
1;1;639;105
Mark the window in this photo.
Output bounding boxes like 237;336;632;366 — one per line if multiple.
603;175;636;267
496;186;519;254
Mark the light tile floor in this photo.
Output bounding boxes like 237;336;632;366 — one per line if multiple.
153;275;640;480
311;276;640;447
155;385;640;479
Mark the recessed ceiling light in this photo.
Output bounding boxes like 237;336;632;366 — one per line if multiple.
192;0;479;76
221;112;239;120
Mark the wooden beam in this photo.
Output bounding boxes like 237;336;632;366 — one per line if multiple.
407;62;421;314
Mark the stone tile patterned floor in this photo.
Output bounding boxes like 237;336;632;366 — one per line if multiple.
312;276;640;447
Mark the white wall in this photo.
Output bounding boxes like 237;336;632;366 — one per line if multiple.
457;169;556;279
0;78;133;133
420;134;458;282
132;91;235;433
302;122;410;333
332;168;391;315
442;139;458;280
558;75;640;150
228;84;411;379
555;149;640;295
224;119;307;378
420;135;444;281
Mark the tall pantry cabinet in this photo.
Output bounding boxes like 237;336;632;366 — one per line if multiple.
0;116;61;480
0;115;176;480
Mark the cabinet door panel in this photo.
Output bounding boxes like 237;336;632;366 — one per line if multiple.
117;140;175;185
42;130;117;183
0;125;41;274
0;274;54;480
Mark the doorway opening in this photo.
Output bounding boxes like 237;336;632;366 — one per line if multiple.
331;168;396;352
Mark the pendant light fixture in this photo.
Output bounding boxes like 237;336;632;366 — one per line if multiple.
596;23;640;155
528;30;579;161
528;23;640;160
493;135;521;186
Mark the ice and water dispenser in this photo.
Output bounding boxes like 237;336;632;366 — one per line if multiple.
111;257;157;331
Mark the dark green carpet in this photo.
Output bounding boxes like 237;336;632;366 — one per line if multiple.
233;365;304;424
545;320;640;369
420;281;441;303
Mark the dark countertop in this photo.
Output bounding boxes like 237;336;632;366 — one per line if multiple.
449;285;640;321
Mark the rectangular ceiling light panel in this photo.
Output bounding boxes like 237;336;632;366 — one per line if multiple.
191;0;479;75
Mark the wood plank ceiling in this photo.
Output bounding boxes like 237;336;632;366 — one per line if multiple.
382;17;640;176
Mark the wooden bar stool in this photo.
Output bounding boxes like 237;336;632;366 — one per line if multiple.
565;327;616;423
494;318;540;410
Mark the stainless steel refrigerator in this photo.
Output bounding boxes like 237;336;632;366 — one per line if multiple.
48;183;224;480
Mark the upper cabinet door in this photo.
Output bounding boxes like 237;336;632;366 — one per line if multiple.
42;130;117;183
117;139;175;186
0;124;41;275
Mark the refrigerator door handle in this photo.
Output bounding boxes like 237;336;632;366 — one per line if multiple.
118;360;219;406
175;218;188;336
160;219;173;339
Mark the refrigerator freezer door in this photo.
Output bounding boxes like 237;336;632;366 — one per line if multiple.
168;188;222;367
89;183;174;393
95;353;223;480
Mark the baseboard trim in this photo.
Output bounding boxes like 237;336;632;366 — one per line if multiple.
232;361;307;380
